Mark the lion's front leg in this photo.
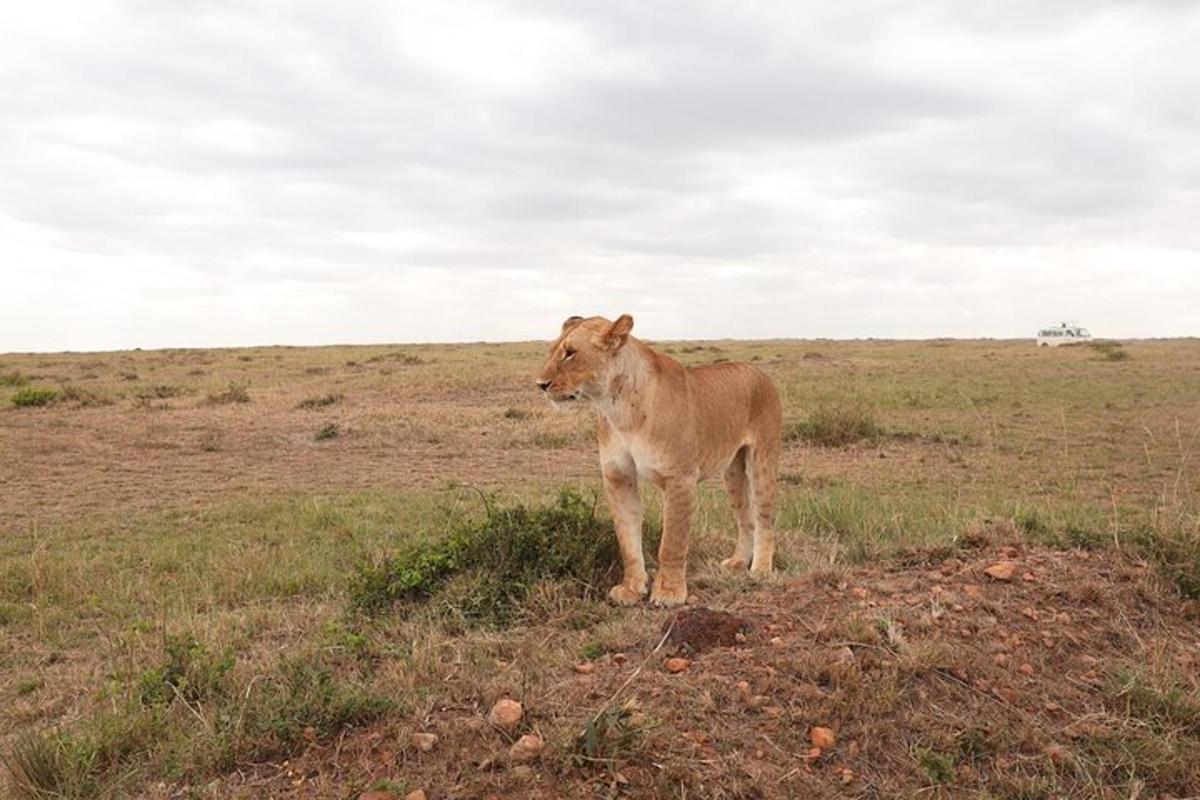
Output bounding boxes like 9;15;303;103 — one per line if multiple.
650;477;697;607
602;463;647;606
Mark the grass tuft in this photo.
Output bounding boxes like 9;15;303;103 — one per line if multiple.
315;422;341;441
350;490;652;625
297;393;343;410
11;387;59;407
206;384;250;405
785;402;882;447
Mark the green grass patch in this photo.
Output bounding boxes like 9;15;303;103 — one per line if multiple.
315;422;341;441
11;386;59;407
784;402;883;447
350;489;651;625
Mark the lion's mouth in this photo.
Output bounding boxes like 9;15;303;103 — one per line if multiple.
550;392;581;404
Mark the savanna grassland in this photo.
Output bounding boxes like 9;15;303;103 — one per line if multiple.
1;338;1198;799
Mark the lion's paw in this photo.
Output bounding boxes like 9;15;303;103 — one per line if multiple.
608;583;646;606
649;581;688;607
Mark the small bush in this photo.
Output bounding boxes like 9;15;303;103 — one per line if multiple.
503;407;532;420
297;393;343;410
0;371;29;387
137;634;234;707
785;402;882;447
315;422;341;441
135;385;184;400
575;700;647;767
351;490;652;625
365;351;426;366
59;384;111;407
11;387;59;407
1088;341;1130;361
207;384;250;405
236;658;392;759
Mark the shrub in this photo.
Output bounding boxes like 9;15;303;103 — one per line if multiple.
206;384;250;405
315;422;340;441
235;658;392;759
11;387;59;407
137;634;234;707
135;385;184;400
785;402;882;447
1090;341;1130;361
503;407;532;420
60;385;111;407
297;393;343;410
350;490;654;625
0;371;29;387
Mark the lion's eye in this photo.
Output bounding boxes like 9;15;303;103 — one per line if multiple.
563;347;576;361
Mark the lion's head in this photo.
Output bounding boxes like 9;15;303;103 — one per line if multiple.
536;314;634;406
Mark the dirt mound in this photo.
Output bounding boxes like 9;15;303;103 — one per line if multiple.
663;607;754;654
199;543;1199;799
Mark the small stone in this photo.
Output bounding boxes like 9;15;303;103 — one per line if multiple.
735;680;751;695
411;732;438;752
769;636;784;646
984;562;1017;581
850;587;869;600
487;698;524;732
1018;663;1035;676
1020;607;1039;620
993;653;1009;666
841;768;855;784
1022;572;1036;582
963;584;984;600
405;792;428;800
574;662;595;675
832;645;855;663
511;765;534;780
508;733;545;763
734;632;747;643
805;746;822;760
1045;701;1061;712
665;657;690;673
809;726;836;749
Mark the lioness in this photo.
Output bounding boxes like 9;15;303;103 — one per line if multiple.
537;314;782;607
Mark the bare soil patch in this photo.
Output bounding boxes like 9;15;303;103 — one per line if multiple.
196;540;1199;799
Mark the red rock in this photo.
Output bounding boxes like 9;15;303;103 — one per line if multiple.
487;698;524;732
984;562;1017;581
665;657;690;673
574;662;595;675
1018;663;1035;676
508;733;545;763
809;726;836;749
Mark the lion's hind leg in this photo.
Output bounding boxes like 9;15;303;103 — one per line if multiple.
720;446;754;572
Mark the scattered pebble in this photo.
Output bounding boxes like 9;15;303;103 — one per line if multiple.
665;657;690;673
508;733;545;763
984;562;1017;581
809;726;836;749
574;662;595;675
487;698;524;732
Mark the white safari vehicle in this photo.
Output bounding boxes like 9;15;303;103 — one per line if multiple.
1036;322;1092;347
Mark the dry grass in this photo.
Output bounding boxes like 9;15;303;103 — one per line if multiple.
0;338;1198;797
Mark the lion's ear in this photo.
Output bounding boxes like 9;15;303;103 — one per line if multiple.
604;314;634;350
561;316;585;334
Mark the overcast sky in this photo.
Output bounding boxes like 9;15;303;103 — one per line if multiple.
2;1;1198;351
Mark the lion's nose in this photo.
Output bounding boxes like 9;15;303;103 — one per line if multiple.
536;379;552;392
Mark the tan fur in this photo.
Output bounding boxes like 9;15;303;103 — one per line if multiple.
537;314;782;607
